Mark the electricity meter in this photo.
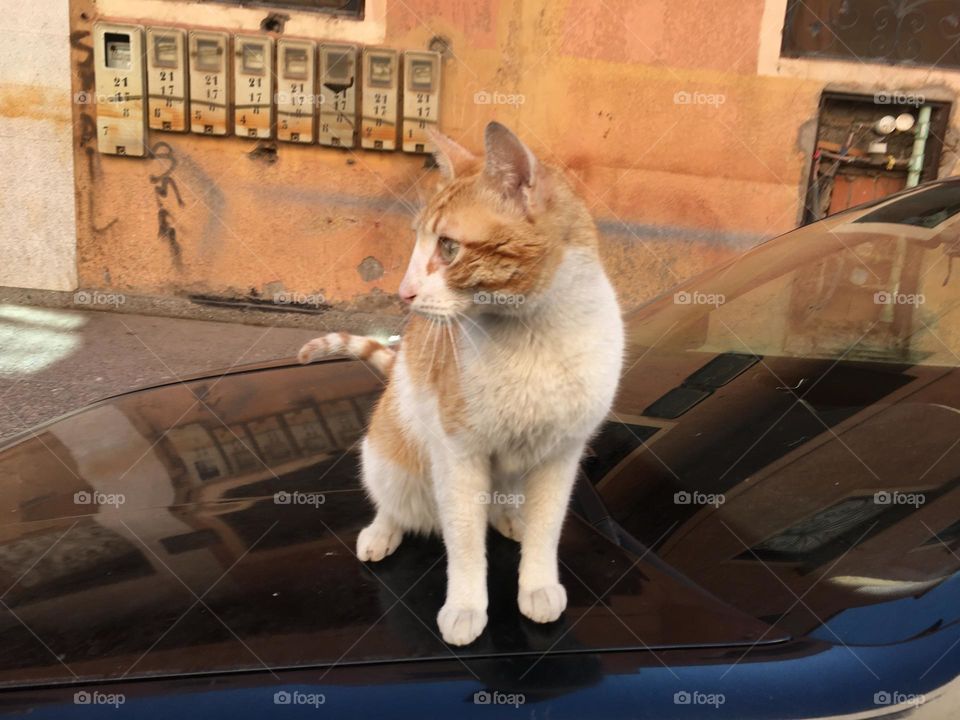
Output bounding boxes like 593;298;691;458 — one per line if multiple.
189;30;229;136
234;34;274;139
93;23;146;156
360;47;398;151
402;51;441;153
319;43;358;148
277;39;316;144
146;27;188;132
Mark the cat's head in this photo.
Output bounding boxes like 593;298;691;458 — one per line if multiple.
399;122;589;320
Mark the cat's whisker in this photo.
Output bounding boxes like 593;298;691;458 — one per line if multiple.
446;321;461;374
417;314;437;364
456;311;491;341
453;314;481;359
427;317;441;375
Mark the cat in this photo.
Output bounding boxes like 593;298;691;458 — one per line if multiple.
298;121;624;646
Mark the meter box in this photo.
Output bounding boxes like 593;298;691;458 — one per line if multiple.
93;23;147;156
146;27;188;132
189;30;229;136
277;39;316;144
319;44;358;148
360;47;398;151
234;34;274;139
402;51;441;153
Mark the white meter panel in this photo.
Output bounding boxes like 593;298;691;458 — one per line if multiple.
93;23;147;156
234;34;273;139
189;31;229;136
146;27;188;132
360;47;398;151
319;44;358;148
402;51;441;153
277;38;316;144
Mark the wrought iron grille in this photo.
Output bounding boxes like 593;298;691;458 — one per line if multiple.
781;0;960;69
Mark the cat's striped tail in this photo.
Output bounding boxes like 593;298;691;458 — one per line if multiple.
297;332;396;375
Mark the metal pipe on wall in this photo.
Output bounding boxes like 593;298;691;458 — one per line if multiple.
906;105;932;188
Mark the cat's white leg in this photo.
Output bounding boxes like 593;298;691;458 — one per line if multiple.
517;445;583;623
357;512;403;562
433;450;490;646
356;436;437;561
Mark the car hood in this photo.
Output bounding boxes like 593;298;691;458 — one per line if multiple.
588;183;960;647
0;359;782;689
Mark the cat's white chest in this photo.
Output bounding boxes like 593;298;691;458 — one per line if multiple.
462;291;623;466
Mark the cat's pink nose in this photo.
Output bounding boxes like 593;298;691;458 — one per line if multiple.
399;279;417;303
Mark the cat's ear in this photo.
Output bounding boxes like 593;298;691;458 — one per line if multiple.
429;129;478;181
483;122;546;213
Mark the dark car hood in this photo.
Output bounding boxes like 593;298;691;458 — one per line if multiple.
0;360;783;689
587;183;960;648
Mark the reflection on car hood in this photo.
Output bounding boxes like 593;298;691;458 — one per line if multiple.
0;360;782;689
589;180;960;646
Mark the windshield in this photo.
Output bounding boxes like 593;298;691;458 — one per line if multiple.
628;182;960;367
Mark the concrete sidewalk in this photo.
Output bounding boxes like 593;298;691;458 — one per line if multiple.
0;304;396;442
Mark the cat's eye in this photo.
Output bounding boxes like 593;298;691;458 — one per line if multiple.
438;236;460;263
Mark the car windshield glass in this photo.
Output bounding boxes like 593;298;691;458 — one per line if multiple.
627;184;960;367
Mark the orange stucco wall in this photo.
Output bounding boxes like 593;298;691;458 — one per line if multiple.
70;0;824;314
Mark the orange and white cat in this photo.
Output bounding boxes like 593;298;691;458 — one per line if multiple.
299;122;624;646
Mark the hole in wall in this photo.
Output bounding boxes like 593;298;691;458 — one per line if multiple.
248;141;278;164
260;12;290;33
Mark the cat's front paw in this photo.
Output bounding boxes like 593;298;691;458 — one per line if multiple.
437;604;487;646
356;522;402;562
518;583;567;623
